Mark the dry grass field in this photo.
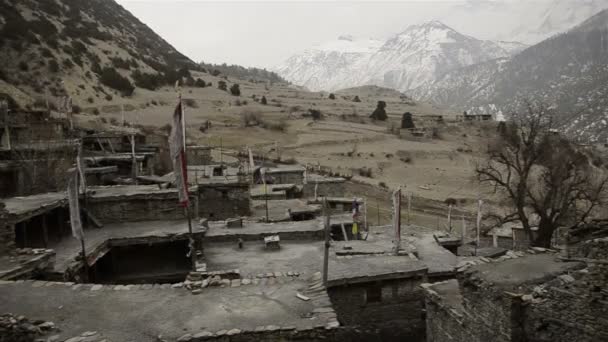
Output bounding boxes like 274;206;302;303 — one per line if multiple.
71;74;500;231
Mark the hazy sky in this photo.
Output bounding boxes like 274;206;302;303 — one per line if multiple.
114;0;586;68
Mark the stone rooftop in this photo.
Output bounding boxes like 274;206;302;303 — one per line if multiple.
465;253;585;290
0;277;334;341
327;255;428;287
49;220;202;273
0;192;67;223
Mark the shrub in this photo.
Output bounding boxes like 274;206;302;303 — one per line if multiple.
72;105;81;114
260;96;267;105
379;182;388;189
100;68;134;96
87;97;94;104
401;112;415;129
218;81;227;91
62;58;74;69
131;70;163;90
309;109;322;120
109;117;118;125
358;167;373;178
105;94;113;101
194;78;206;88
262;119;287;132
353;95;361;102
230;83;241;96
328;93;335;100
183;98;198;108
92;108;100;115
242;110;262;127
370;101;387;121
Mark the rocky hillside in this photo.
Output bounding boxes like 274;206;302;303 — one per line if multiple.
410;9;608;142
0;0;194;109
275;21;526;93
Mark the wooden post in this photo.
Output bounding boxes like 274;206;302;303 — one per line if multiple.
461;214;466;242
264;183;269;222
447;204;453;233
322;198;330;287
475;199;483;255
340;222;349;242
394;188;402;254
407;192;412;225
130;134;137;182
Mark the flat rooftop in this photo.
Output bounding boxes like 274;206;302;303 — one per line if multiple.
1;192;67;222
204;240;324;278
369;226;458;277
0;278;331;341
327;255;427;287
467;253;585;290
50;220;202;273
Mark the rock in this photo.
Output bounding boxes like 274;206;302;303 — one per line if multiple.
90;285;103;291
231;279;241;287
226;329;241;335
201;278;210;288
64;337;85;342
191;289;202;295
220;279;231;287
559;274;575;283
241;279;251;285
177;334;192;341
274;272;283;277
172;283;184;289
193;331;213;338
37;321;55;330
81;331;97;337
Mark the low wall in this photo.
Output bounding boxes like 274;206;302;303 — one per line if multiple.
197;184;250;220
328;277;426;342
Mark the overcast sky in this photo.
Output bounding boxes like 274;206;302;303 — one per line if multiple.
114;0;593;69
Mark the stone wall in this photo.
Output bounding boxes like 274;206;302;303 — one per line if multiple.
523;263;608;342
328;278;426;342
87;194;186;223
197;184;250;220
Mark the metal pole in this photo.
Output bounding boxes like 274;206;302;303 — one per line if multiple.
322;198;330;287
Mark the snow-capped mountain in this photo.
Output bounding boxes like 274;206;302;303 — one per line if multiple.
274;35;383;92
411;9;608;142
275;21;526;92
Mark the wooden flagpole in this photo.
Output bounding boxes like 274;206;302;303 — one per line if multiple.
322;197;330;286
177;83;196;271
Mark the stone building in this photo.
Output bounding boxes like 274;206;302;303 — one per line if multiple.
423;221;608;342
327;255;429;341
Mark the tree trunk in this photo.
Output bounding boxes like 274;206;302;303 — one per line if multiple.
533;220;554;248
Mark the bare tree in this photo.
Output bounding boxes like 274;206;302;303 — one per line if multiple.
476;102;608;247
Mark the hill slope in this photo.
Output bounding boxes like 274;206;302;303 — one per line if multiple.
0;0;199;108
410;9;608;142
